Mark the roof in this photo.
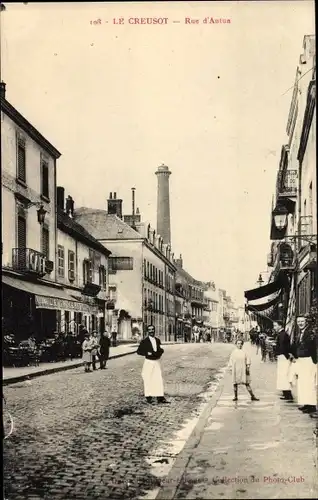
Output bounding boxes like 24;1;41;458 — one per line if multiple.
176;266;203;287
57;209;111;256
1;96;61;159
74;208;143;240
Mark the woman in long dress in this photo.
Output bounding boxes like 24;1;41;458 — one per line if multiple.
229;339;259;401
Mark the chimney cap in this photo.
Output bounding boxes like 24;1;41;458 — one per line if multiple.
114;192;117;199
109;192;112;199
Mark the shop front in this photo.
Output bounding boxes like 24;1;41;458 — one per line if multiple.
2;273;98;341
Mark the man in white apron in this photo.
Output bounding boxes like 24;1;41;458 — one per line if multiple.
273;321;293;401
291;316;317;414
137;325;169;404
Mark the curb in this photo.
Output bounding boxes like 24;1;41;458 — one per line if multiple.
155;367;229;500
2;349;137;386
2;342;183;387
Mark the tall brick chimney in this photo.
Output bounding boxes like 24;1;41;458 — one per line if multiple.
107;192;123;218
155;163;171;245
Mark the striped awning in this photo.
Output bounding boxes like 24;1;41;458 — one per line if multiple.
244;277;284;301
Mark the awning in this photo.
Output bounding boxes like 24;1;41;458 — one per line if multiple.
244;277;284;301
246;294;280;312
2;274;98;313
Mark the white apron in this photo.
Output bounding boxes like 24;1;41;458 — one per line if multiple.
276;354;291;391
141;359;164;397
293;357;317;406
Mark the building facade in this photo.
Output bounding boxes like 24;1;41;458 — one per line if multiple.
268;35;316;336
1;83;109;340
74;193;177;341
55;187;111;336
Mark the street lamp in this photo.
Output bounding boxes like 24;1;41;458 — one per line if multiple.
257;274;264;287
36;204;47;224
272;204;289;231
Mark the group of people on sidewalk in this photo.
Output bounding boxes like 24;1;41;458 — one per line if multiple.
81;330;111;372
274;316;317;417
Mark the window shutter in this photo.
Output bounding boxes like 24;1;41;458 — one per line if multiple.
41;160;49;198
17;216;26;248
41;227;49;258
68;250;75;281
17;136;26;182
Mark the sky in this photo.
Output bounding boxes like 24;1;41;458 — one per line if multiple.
1;1;315;306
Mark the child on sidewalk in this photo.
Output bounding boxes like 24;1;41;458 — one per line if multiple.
81;332;93;372
229;339;260;402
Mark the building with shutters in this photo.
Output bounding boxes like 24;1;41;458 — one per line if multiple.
1;82;111;341
55;187;111;336
74;192;177;341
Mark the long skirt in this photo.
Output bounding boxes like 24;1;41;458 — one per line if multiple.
141;359;164;397
82;351;92;363
276;354;291;391
292;357;317;406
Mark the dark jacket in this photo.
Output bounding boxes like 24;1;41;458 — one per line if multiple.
100;336;110;355
137;336;164;361
291;327;317;364
276;328;292;359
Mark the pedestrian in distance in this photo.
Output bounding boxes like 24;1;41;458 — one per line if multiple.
228;338;259;402
82;331;93;372
90;331;100;371
259;332;267;362
137;325;169;405
99;330;110;369
273;320;294;401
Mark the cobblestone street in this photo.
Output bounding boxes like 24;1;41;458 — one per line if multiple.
3;343;233;500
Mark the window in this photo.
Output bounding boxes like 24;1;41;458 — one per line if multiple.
147;261;150;278
41;158;49;199
64;311;70;333
68;250;75;281
57;245;65;277
143;259;147;277
83;259;93;284
56;310;62;333
16;134;26;183
92;315;97;331
41;226;50;258
99;265;107;290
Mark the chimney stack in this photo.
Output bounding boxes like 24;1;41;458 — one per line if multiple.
155;163;172;245
131;187;136;228
107;192;123;218
175;253;183;268
0;81;6;99
56;186;65;211
65;195;74;217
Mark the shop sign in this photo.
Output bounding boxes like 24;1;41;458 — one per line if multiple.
35;295;99;314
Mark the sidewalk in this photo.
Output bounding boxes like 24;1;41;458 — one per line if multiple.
2;343;138;386
2;341;182;386
157;343;317;500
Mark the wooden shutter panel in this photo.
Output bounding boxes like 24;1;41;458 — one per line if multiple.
17;216;26;248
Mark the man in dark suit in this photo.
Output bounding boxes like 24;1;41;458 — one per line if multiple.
137;325;169;404
290;315;317;414
273;321;294;401
99;330;111;369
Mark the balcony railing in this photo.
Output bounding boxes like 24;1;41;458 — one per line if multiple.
12;248;53;276
276;169;297;199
